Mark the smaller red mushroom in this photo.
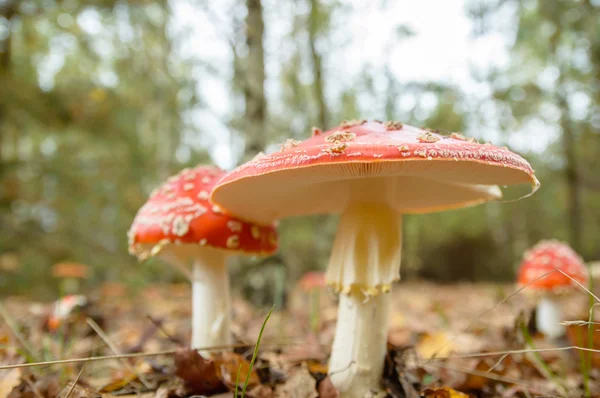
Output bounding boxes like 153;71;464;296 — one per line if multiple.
52;262;90;294
45;294;88;332
128;165;278;351
517;240;588;338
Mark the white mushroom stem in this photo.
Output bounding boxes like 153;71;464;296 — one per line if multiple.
326;203;402;397
191;249;232;353
330;292;391;396
536;296;564;339
161;247;232;353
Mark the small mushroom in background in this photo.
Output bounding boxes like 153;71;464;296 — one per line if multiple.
211;120;539;397
51;262;90;295
298;271;327;333
517;240;589;339
44;294;88;332
128;165;278;353
43;294;104;335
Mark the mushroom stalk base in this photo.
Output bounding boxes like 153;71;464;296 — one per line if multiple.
329;293;391;398
327;203;401;397
536;296;564;339
191;250;232;353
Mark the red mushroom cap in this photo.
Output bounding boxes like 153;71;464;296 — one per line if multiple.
128;165;278;260
299;271;326;291
517;240;588;291
211;120;538;224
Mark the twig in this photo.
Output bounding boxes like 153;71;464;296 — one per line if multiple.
328;360;356;377
423;362;543;394
556;269;600;303
23;375;44;398
64;361;88;398
428;345;600;361
87;317;155;389
487;353;509;373
560;320;600;326
0;341;298;370
146;315;185;346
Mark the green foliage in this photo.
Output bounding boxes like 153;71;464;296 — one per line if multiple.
0;1;208;297
1;0;599;301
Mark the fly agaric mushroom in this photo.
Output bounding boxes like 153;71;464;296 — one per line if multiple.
299;271;327;333
517;240;588;339
43;294;104;335
211;120;538;396
45;295;88;332
52;262;90;294
128;165;278;351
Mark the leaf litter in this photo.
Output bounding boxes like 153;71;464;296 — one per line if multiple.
1;280;600;397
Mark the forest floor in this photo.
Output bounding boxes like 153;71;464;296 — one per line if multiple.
1;281;599;397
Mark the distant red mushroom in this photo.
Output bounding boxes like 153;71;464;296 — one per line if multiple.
44;294;104;335
299;271;326;333
45;295;88;332
299;271;326;291
128;165;278;351
517;240;588;338
52;262;90;294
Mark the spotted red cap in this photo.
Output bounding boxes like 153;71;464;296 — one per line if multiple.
211;120;539;224
517;240;588;291
128;165;278;260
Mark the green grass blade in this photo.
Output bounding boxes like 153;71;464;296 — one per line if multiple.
234;363;242;398
241;305;274;397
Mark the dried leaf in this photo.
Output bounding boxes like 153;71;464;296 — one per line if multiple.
247;384;275;398
275;367;318;398
7;374;61;398
213;351;260;390
98;371;138;393
306;360;328;375
422;387;469;398
174;348;226;395
316;376;339;398
0;369;21;397
416;332;455;359
56;383;101;398
566;324;600;367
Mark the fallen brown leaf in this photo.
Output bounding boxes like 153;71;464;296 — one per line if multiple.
174;348;226;395
98;370;138;393
416;332;455;360
56;383;101;398
247;384;275;398
0;369;21;397
566;323;600;367
422;387;469;398
7;374;61;398
275;367;318;398
316;376;338;398
305;360;328;375
213;351;260;390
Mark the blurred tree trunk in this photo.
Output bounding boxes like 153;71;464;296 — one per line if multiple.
308;0;328;129
242;0;266;161
558;88;583;252
0;1;16;199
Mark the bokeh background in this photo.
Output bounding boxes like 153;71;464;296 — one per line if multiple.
0;0;598;303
